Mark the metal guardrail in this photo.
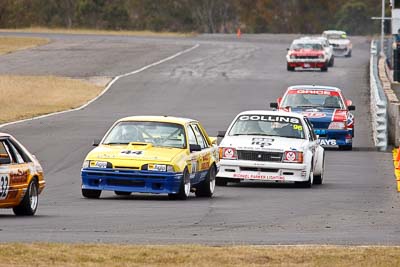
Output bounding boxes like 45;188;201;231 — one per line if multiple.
370;40;388;151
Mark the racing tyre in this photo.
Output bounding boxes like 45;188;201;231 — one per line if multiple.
313;156;324;185
195;165;216;198
320;64;328;72
114;191;131;196
216;177;228;186
287;63;295;71
13;179;39;216
169;169;190;200
328;57;334;67
82;189;101;199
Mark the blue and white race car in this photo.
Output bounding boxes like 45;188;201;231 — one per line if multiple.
271;85;355;150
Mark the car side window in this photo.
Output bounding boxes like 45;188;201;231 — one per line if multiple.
187;125;198;146
0;141;13;165
9;139;31;163
304;119;317;141
6;140;25;164
191;124;208;149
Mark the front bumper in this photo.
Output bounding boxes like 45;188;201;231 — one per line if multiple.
333;47;351;56
217;160;308;182
287;59;327;69
81;168;183;194
315;129;353;146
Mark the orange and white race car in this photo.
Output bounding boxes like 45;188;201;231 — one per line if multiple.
0;133;45;216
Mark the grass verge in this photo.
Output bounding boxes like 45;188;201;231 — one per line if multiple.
0;36;49;55
0;27;195;37
0;244;399;267
0;75;103;124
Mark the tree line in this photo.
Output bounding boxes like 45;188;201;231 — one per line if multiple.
0;0;383;35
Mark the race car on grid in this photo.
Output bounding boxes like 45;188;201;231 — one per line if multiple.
270;85;355;150
216;110;324;188
0;133;45;216
81;116;219;200
286;38;329;72
322;30;352;57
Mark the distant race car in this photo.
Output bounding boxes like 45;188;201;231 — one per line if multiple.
322;30;352;57
216;110;325;187
286;38;329;72
81;116;219;200
270;85;355;150
300;36;334;67
0;133;45;216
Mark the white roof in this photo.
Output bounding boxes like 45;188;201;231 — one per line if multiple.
323;30;346;35
236;110;305;120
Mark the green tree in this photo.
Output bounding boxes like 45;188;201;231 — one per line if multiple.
335;0;374;35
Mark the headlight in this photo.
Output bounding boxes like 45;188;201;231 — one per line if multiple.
219;147;238;160
290;54;296;59
146;164;174;172
318;54;325;59
82;160;90;168
283;151;303;163
328;122;346;129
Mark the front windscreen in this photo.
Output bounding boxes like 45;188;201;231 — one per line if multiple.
103;121;186;148
291;43;323;50
228;115;305;139
281;90;344;109
327;34;346;40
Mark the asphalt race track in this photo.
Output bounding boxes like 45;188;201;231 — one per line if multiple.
0;32;399;244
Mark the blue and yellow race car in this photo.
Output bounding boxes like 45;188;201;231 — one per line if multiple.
81;116;219;200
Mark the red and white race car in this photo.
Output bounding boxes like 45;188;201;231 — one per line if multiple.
286;38;329;72
270;85;355;150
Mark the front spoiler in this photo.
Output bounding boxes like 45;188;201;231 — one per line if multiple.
217;160;309;182
81;168;183;194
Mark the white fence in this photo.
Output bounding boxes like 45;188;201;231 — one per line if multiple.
370;40;388;151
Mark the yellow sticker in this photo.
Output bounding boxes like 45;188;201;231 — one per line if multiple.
293;125;303;131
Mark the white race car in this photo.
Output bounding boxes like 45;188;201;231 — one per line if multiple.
216;110;325;187
322;30;352;57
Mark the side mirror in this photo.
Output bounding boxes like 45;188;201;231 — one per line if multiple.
190;144;202;152
286;48;290;51
217;131;226;138
348;105;355;111
93;139;101;146
0;155;11;165
209;137;218;145
270;102;278;109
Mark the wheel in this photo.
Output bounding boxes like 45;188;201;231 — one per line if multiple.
328;56;334;67
313;155;324;185
169;168;190;200
287;63;295;71
114;191;131;196
13;179;39;216
320;64;328;72
82;189;101;199
345;51;352;57
195;165;216;198
216;177;228;186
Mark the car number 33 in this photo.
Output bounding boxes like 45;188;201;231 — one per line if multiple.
0;173;9;200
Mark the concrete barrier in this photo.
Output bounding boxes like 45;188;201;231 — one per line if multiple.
370;41;388;151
